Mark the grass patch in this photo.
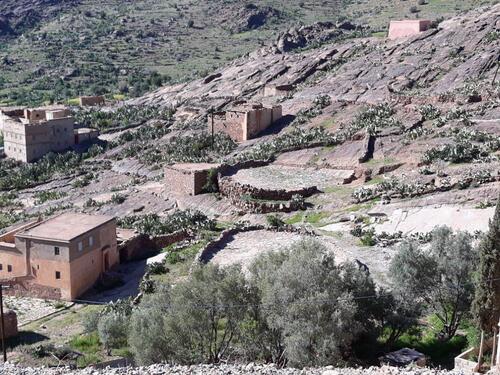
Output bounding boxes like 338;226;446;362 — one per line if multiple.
371;31;387;38
345;200;378;213
285;212;304;225
305;211;330;225
66;98;80;106
365;176;384;185
364;157;398;167
69;332;101;354
323;185;353;195
394;327;467;368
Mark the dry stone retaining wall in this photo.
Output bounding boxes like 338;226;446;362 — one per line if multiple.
193;225;316;269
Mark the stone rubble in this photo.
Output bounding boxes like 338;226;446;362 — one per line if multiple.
0;363;466;375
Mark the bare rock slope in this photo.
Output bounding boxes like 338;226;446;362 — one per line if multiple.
133;4;499;111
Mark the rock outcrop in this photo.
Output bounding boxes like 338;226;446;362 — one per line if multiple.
132;4;499;114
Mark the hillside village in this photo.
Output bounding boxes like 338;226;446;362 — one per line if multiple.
0;1;499;374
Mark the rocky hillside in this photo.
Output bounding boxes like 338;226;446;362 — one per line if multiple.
0;0;495;106
135;5;499;110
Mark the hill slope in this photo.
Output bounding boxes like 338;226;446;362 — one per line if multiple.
0;0;496;106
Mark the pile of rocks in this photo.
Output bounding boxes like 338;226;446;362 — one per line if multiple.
0;363;466;375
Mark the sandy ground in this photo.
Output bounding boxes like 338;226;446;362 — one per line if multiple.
373;205;495;234
3;296;71;325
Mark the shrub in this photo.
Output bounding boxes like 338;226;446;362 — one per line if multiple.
390;226;477;340
147;262;168;275
418;104;441;121
97;312;130;352
73;105;175;131
232;126;339;163
82;309;101;334
130;265;250;364
110;193;127;204
118;210;215;236
248;239;386;367
34;191;67;205
266;214;285;228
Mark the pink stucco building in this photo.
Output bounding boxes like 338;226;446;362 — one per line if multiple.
388;20;432;40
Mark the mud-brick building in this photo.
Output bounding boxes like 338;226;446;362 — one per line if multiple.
2;108;75;162
210;103;282;142
388;20;432;40
0;213;119;300
165;163;220;196
78;96;105;106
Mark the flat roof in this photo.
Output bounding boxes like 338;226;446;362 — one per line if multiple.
390;19;431;24
167;163;220;172
17;213;115;242
75;127;98;134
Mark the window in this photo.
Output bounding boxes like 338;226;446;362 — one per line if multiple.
7;265;12;272
89;236;94;247
78;241;83;251
54;246;60;255
0;264;2;271
55;271;61;280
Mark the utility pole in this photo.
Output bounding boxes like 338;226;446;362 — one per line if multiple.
0;284;6;362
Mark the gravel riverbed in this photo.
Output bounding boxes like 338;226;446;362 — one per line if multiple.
0;363;466;375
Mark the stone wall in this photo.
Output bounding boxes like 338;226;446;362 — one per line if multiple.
193;225;265;266
211;111;246;142
0;310;18;339
219;176;318;201
192;225;315;268
4;280;62;300
79;96;105;106
218;175;316;213
118;230;191;261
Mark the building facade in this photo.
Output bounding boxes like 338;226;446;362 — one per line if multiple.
388;20;432;40
165;163;220;196
2;108;75;162
210;103;282;142
0;213;119;300
78;96;105;106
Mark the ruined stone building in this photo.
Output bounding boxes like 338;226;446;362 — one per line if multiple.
388;20;432;40
0;213;119;300
165;163;220;196
78;95;105;106
263;84;295;97
209;103;282;142
1;108;75;162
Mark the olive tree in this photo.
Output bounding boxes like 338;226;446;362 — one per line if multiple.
129;264;251;364
390;226;477;341
249;239;384;367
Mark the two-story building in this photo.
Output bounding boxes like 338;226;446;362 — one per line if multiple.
0;213;119;300
210;103;282;142
1;108;75;162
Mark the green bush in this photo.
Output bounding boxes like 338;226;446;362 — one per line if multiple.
98;312;129;352
266;214;285;228
82;309;101;334
118;210;215;236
